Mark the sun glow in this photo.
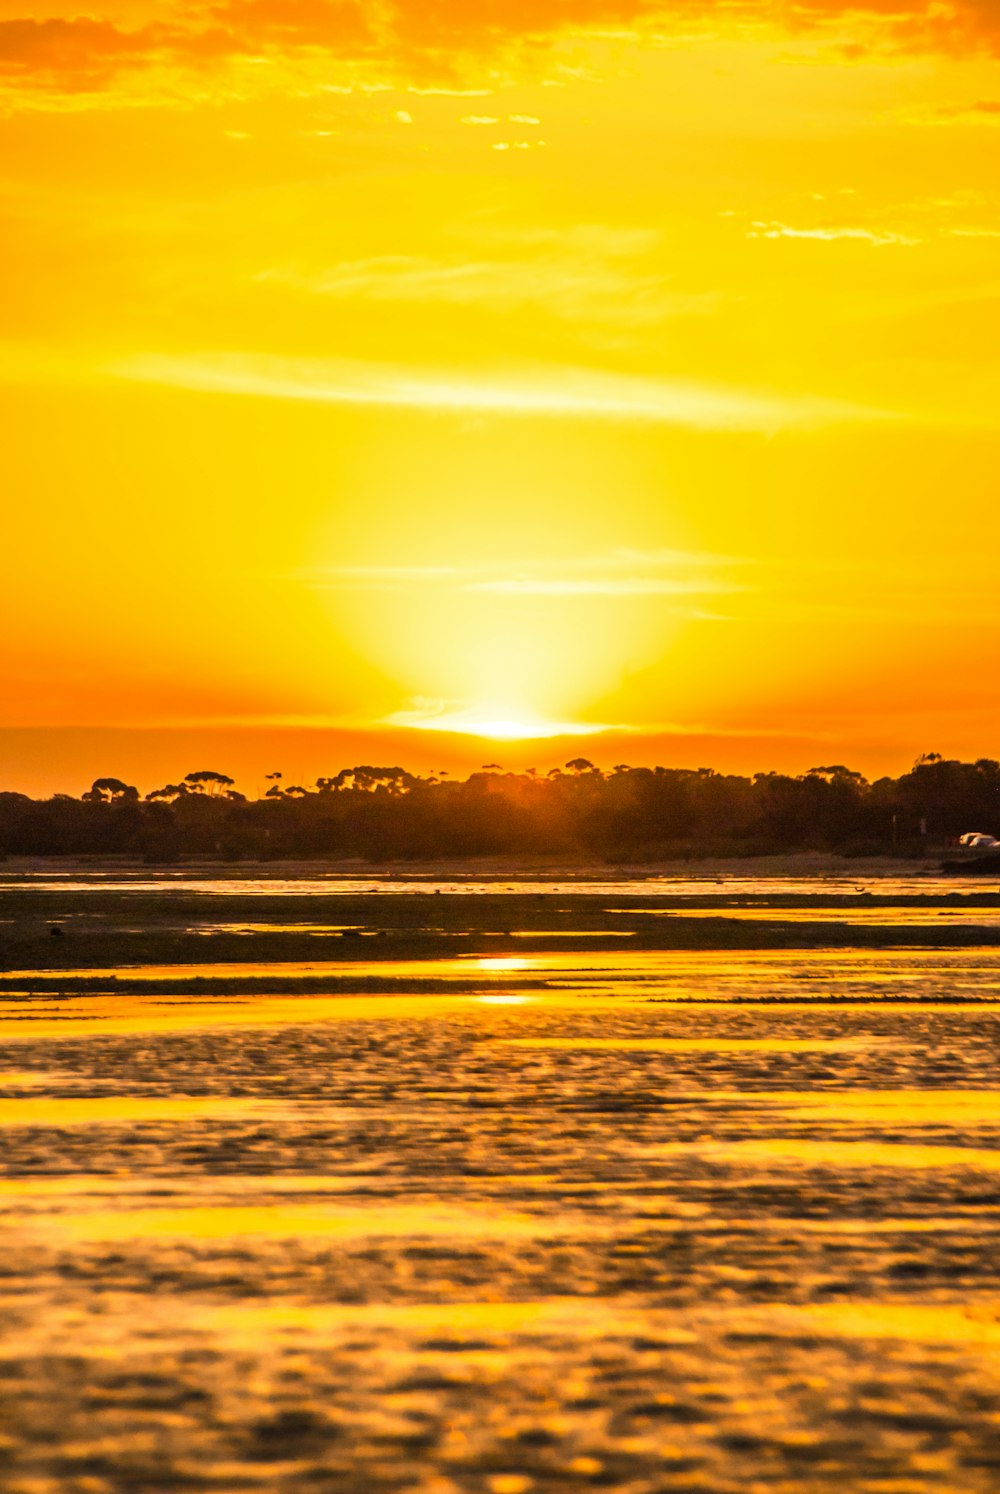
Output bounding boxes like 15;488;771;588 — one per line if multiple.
385;706;613;740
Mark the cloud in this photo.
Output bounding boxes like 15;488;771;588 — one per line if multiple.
0;0;647;102
318;564;463;580
928;99;1000;123
253;240;702;329
380;701;834;741
306;552;743;627
5;0;1000;108
467;577;736;597
210;0;370;47
747;221;921;246
112;349;884;430
0;17;200;92
0;2;369;101
307;549;744;603
0;10;328;93
383;704;619;739
309;564;463;591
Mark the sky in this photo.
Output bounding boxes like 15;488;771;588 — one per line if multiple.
3;0;1000;795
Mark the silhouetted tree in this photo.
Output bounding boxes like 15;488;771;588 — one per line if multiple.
81;778;139;805
565;758;598;774
182;771;235;796
146;783;188;803
6;753;1000;860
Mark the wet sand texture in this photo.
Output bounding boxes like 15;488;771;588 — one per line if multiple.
0;870;998;1492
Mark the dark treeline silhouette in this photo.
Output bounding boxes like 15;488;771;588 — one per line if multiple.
1;754;999;862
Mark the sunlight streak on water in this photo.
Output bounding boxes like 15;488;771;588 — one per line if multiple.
624;906;1000;926
3;949;1000;1041
474;994;536;1005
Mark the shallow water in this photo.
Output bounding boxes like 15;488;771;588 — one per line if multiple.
1;880;999;1491
12;944;1000;990
5;870;1000;897
627;904;1000;924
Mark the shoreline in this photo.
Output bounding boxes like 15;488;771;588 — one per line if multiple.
0;852;949;879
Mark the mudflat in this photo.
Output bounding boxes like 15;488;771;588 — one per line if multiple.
0;867;998;1492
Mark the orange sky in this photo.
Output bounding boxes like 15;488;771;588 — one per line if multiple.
3;0;1000;795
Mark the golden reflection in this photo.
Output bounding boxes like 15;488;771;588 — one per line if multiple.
0;1096;297;1126
0;1072;65;1088
499;1037;879;1052
767;1303;1000;1345
173;1298;697;1350
645;1139;1000;1171
509;931;636;938
1;989;674;1043
0;993;467;1042
720;1091;1000;1122
29;1202;575;1244
628;906;1000;928
473;994;536;1005
28;944;995;992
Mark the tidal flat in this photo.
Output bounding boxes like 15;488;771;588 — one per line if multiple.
1;868;999;1493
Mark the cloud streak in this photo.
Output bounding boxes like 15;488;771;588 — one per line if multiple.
747;222;921;247
113;350;885;431
384;704;620;739
306;551;744;617
380;701;834;742
467;577;737;597
253;236;704;330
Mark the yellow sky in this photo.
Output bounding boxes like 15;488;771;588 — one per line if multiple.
3;0;1000;793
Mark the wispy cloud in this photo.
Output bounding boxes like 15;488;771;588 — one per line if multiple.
747;222;921;247
459;114;540;125
125;706;831;741
917;99;1000;125
309;564;461;592
306;549;745;612
384;704;619;739
468;577;735;597
112;351;885;431
381;700;831;742
254;248;676;328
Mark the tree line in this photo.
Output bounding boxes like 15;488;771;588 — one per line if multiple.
1;754;998;861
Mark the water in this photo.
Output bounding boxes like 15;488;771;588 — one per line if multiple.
9;946;1000;1000
1;876;998;1491
4;870;1000;896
